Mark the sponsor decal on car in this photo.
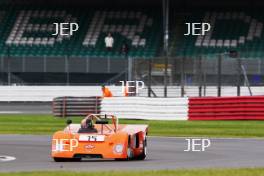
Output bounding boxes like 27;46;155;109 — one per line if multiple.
85;144;95;149
52;139;78;152
79;135;105;142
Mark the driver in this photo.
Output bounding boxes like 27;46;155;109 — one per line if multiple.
78;118;97;133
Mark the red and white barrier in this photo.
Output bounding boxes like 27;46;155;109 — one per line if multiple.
0;85;262;120
101;96;264;120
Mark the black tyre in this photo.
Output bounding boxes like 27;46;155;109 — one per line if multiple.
126;146;133;160
135;138;147;160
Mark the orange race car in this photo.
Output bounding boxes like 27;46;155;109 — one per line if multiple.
51;114;148;162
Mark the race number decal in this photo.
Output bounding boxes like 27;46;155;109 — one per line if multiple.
79;135;105;142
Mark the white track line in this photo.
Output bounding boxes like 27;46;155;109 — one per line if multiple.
0;155;16;162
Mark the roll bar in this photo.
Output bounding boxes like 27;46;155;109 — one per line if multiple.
83;114;119;133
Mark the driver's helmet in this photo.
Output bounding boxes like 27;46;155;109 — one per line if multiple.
81;118;94;129
85;119;93;128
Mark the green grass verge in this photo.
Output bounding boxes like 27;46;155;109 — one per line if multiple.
1;168;264;176
1;114;264;137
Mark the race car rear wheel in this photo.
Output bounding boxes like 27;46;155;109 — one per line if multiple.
127;146;133;159
53;157;81;162
135;138;147;160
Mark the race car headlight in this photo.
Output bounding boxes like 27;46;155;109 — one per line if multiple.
114;144;123;153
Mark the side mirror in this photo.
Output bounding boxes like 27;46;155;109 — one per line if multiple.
66;119;72;125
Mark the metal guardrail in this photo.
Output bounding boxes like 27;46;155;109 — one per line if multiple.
52;96;102;117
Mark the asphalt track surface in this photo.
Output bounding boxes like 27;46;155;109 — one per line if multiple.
1;135;264;172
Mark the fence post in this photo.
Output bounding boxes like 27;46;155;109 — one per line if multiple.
237;56;241;96
164;56;168;98
217;54;222;97
148;59;152;97
203;71;207;96
198;56;202;97
7;46;11;85
128;57;133;81
181;57;185;97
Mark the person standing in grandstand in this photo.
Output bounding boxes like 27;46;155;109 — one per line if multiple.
101;85;113;97
105;33;114;51
120;42;129;57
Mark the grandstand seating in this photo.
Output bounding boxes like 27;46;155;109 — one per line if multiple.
2;7;264;59
171;11;264;59
0;6;162;58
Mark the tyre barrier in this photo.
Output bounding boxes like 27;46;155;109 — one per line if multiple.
189;96;264;120
52;96;101;117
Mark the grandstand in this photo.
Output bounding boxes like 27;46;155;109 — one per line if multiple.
171;10;264;59
0;6;162;58
3;7;263;59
